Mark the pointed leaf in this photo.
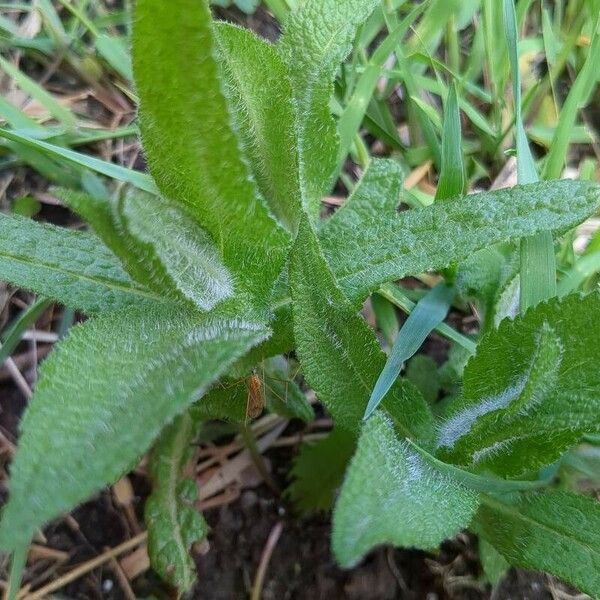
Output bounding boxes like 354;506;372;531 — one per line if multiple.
0;305;269;550
279;0;379;214
0;214;159;314
59;190;234;312
321;180;600;305
365;283;454;419
333;412;479;567
503;0;556;311
215;23;302;233
475;491;600;598
117;193;234;311
436;82;465;200
437;294;600;477
146;412;208;593
132;0;288;306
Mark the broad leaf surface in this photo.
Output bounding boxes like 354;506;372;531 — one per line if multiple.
437;294;600;477
321;180;600;305
475;491;600;598
0;213;158;313
132;0;288;307
59;190;234;311
290;217;433;440
216;23;302;233
323;158;402;233
333;412;479;568
118;193;234;311
0;305;269;550
279;0;379;215
146;411;207;593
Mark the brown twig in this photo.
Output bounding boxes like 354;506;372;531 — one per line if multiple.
17;532;147;599
107;554;136;600
250;522;283;600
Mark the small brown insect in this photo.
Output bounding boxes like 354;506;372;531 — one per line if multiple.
245;370;264;421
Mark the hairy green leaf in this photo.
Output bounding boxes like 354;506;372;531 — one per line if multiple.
0;214;159;313
0;305;269;550
118;193;234;311
475;491;600;598
437;294;600;477
333;412;479;568
216;23;302;233
279;0;379;215
406;355;441;405
194;378;248;424
455;244;519;332
290;217;433;439
286;428;355;515
59;189;234;311
132;0;288;308
146;412;208;594
324;159;402;232
321;180;600;305
479;538;509;585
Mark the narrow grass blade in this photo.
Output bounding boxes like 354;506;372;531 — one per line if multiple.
503;0;556;313
0;56;76;128
436;82;465;200
378;283;476;353
557;250;600;298
6;544;27;600
337;3;427;165
0;128;157;193
0;298;52;365
543;15;600;180
95;33;133;81
364;283;455;420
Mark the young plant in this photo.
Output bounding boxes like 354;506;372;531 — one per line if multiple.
0;0;600;597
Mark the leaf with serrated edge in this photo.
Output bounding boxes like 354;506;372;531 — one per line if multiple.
333;412;479;568
321;180;600;306
323;159;402;232
146;411;207;593
279;0;380;215
286;428;355;515
437;294;600;477
132;0;288;307
0;305;269;550
0;213;159;314
475;491;600;598
216;23;302;233
290;216;433;441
